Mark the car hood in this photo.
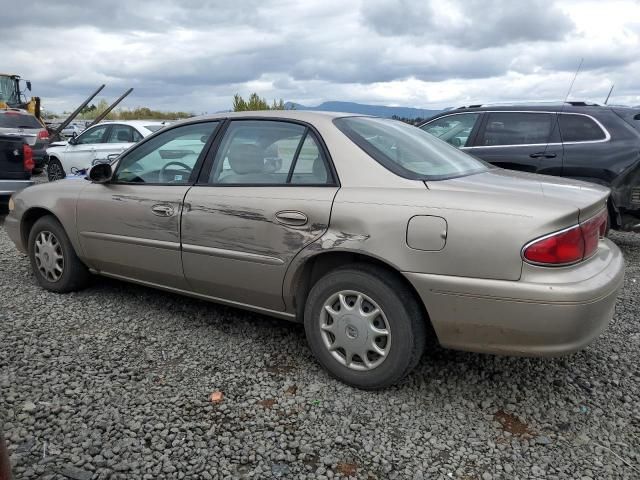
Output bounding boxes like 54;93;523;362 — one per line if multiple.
427;168;610;223
48;141;68;147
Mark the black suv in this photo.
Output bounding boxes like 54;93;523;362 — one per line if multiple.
420;103;640;231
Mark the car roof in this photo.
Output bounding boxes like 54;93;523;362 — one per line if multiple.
434;102;608;115
0;108;35;116
96;120;168;128
172;110;364;124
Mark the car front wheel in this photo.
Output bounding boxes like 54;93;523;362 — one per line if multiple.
28;216;91;292
304;264;427;389
47;157;65;181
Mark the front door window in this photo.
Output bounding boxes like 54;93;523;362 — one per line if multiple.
113;122;219;184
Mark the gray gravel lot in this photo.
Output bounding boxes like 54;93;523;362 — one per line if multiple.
1;177;639;479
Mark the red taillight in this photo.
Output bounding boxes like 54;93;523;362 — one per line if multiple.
523;225;585;265
23;144;34;172
580;209;608;259
38;129;49;140
523;209;608;266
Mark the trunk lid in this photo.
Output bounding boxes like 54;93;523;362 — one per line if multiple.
427;168;610;224
0;128;38;146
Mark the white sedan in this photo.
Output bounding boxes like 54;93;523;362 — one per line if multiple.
46;121;166;181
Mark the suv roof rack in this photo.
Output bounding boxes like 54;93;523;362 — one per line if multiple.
455;100;601;110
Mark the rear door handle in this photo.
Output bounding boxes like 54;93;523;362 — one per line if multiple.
275;210;308;226
151;204;175;217
530;152;557;159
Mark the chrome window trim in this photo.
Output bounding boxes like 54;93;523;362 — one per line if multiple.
422;111;611;149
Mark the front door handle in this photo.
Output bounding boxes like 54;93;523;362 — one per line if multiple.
530;152;557;159
275;210;308;226
151;204;175;217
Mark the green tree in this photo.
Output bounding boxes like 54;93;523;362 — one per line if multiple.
232;93;287;111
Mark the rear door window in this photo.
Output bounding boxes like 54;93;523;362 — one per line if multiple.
208;120;332;185
477;112;553;146
420;113;480;147
558;114;607;142
106;125;137;143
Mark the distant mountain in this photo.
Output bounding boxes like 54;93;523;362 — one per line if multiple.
285;101;443;120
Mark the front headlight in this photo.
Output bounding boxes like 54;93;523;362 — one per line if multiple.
8;196;15;212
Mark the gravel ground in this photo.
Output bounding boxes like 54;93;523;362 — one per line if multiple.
1;176;639;479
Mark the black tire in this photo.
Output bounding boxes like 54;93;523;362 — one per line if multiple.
47;157;65;182
28;215;91;293
304;264;427;389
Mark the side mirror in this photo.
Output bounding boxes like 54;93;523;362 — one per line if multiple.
26;80;32;91
88;163;113;183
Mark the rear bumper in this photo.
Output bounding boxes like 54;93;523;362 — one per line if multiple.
404;239;625;356
0;179;34;197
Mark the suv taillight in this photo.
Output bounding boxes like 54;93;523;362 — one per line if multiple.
23;144;34;172
38;129;49;140
523;209;608;266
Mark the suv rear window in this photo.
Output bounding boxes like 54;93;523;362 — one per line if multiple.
0;112;42;129
558;114;606;142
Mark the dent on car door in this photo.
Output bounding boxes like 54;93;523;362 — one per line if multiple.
465;112;564;175
181;119;339;313
75;121;220;288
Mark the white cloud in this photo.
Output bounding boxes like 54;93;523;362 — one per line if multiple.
1;0;638;113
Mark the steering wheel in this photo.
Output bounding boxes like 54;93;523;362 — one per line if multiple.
160;161;192;183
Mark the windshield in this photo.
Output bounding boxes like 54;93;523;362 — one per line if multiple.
334;117;488;180
0;76;20;105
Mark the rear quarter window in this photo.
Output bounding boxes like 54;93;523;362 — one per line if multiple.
558;114;607;142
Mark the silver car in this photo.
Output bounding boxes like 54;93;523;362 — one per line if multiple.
5;111;625;389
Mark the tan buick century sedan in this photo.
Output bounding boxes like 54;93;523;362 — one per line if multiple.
5;111;625;389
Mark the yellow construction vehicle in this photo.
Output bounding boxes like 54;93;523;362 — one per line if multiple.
0;73;42;122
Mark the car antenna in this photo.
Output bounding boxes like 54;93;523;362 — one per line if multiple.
604;84;614;105
563;57;583;106
541;58;583;156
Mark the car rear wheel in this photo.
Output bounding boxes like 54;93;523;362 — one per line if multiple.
47;157;65;181
304;264;427;389
28;216;91;292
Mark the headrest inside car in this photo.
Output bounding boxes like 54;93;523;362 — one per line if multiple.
227;143;265;174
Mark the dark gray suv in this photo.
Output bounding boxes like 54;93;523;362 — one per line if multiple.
0;109;49;173
420;103;640;231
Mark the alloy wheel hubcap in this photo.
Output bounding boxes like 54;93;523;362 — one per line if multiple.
48;163;64;180
319;290;391;371
34;231;64;282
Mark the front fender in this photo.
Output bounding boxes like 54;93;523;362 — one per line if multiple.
8;180;87;257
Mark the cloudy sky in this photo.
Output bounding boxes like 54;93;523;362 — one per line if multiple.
2;0;640;114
